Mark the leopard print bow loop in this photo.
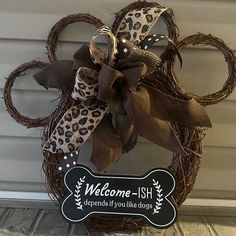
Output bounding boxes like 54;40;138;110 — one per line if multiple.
43;66;108;154
90;26;118;67
115;6;168;45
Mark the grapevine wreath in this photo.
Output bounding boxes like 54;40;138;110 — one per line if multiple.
3;0;236;231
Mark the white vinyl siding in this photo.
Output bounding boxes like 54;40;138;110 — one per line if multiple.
0;0;235;199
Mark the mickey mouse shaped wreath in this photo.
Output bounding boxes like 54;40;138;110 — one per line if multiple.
3;0;236;231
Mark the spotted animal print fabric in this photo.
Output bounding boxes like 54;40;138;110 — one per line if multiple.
90;26;118;66
72;67;98;101
115;6;167;45
43;67;108;153
43;27;118;154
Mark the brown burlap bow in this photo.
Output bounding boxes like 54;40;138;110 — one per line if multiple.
34;26;211;172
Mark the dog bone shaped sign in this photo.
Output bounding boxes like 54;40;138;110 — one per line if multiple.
61;165;177;228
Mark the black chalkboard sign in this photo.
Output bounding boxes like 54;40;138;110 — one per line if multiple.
61;165;177;228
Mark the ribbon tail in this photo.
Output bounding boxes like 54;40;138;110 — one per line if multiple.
113;114;138;153
33;60;75;92
91;117;122;172
146;85;212;128
73;45;100;71
123;86;185;154
43;103;107;153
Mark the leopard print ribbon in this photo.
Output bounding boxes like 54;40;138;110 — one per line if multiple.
43;26;117;154
115;6;168;45
43;67;108;153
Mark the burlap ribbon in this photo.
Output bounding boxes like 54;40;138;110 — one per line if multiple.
34;26;211;172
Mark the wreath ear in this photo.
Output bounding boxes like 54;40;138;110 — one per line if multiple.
3;60;50;128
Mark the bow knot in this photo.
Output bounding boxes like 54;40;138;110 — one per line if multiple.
97;62;147;102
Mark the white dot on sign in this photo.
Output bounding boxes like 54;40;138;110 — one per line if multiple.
153;34;157;37
64;156;67;160
161;35;165;38
148;37;152;41
144;45;148;50
122;39;126;43
155;38;159;42
75;151;79;155
123;48;128;53
66;164;70;168
58;167;62;171
73;161;76;165
70;153;73;157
